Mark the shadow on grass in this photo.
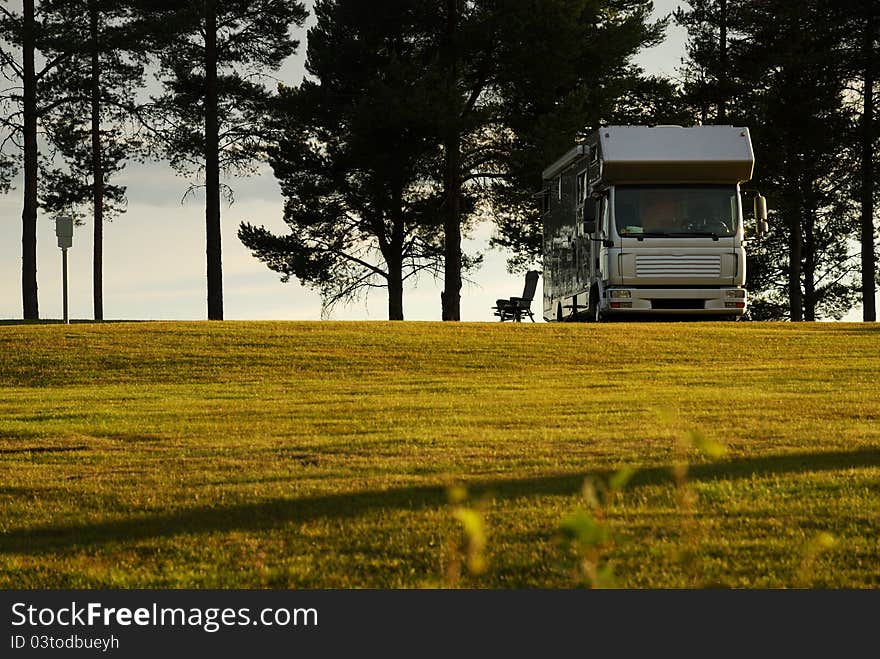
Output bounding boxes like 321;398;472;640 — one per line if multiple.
0;445;89;455
2;447;878;556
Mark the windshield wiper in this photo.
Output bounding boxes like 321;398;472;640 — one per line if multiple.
666;232;721;241
634;231;723;241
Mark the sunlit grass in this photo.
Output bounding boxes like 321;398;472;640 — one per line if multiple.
0;321;878;587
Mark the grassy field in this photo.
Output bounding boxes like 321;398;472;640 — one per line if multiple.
0;320;878;588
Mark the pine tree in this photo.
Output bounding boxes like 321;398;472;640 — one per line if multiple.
1;0;97;319
677;0;862;320
239;0;448;320
674;0;737;124
836;0;878;321
139;0;307;320
858;5;877;322
1;0;42;319
744;0;860;320
38;0;146;321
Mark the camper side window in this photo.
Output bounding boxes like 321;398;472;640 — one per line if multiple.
589;146;601;183
539;189;550;214
576;170;588;204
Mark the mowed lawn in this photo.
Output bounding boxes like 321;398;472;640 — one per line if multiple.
0;320;878;588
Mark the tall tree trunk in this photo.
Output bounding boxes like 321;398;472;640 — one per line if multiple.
803;209;816;321
860;8;876;322
387;254;404;321
21;0;38;320
717;0;727;123
787;189;804;321
90;5;104;321
204;0;223;320
699;83;708;124
442;0;461;321
788;218;804;321
387;195;405;321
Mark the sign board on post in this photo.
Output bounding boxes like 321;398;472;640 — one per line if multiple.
56;216;73;249
55;216;73;324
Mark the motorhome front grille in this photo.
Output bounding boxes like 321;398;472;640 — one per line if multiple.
635;255;722;278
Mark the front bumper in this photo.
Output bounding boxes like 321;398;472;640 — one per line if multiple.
603;287;747;316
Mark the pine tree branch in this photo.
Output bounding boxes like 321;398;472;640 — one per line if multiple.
0;46;23;78
402;260;442;282
321;270;384;315
461;171;508;184
1;129;19;151
35;52;75;82
305;235;388;279
36;94;90;117
462;78;486;118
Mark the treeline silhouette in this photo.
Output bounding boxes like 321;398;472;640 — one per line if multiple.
1;1;876;321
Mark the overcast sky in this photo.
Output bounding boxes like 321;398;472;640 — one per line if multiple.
0;1;872;322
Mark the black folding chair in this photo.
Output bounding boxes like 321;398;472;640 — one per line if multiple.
492;270;539;322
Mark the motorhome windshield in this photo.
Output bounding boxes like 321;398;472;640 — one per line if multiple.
615;185;739;238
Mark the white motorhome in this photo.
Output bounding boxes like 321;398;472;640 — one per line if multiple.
542;125;767;321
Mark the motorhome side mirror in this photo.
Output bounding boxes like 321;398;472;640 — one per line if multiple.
754;194;768;222
583;220;597;235
583;200;597;223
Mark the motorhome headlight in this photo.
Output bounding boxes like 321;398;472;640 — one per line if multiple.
610;290;632;298
726;290;746;298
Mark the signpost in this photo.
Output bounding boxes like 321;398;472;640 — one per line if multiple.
55;217;73;324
